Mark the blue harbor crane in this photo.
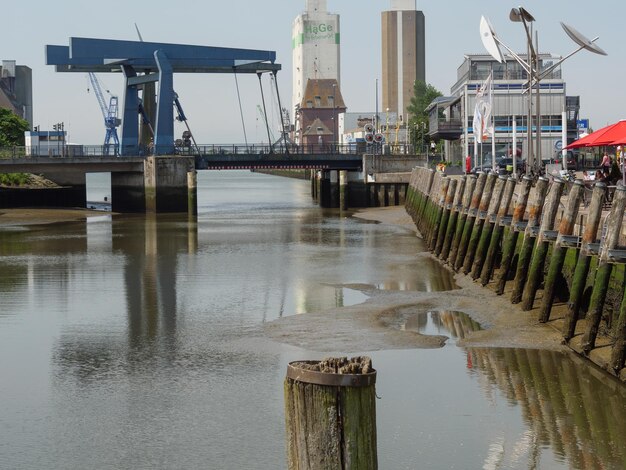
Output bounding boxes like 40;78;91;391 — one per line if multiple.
87;72;121;155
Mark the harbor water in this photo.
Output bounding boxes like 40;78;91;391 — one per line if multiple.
1;171;625;469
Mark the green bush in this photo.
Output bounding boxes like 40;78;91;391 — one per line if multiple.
0;173;30;186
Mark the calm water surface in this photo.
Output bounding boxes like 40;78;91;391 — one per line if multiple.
1;171;625;469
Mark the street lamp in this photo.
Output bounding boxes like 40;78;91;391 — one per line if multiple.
480;7;606;174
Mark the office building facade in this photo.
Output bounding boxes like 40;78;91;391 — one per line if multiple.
429;53;568;163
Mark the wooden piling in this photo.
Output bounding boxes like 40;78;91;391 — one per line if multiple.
521;179;565;311
510;177;550;304
494;176;533;294
610;287;626;374
454;172;487;272
416;170;434;222
284;357;377;470
448;175;476;266
470;174;507;279
429;176;450;251
582;185;626;354
563;183;607;340
480;177;517;285
462;173;497;275
440;177;466;261
538;181;584;322
435;178;457;256
420;174;438;242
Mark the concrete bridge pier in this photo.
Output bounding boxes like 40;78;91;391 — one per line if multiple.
340;170;348;210
316;170;336;208
144;156;196;213
311;169;367;209
111;171;145;212
329;170;340;208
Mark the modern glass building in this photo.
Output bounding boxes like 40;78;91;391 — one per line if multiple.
428;54;575;164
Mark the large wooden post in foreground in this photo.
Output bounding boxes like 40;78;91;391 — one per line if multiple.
284;357;377;470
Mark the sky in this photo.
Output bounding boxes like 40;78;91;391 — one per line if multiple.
1;0;622;144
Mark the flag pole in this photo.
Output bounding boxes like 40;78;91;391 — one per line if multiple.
490;72;496;173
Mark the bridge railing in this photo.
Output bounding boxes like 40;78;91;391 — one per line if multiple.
0;143;416;160
0;145;124;159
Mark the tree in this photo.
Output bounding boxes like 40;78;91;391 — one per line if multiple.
0;108;30;146
406;80;442;153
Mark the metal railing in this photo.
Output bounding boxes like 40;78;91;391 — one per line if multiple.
0;142;416;160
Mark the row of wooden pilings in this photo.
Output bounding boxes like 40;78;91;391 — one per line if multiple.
405;167;626;380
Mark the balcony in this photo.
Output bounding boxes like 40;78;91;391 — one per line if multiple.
429;118;463;141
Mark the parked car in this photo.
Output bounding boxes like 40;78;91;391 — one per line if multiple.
471;156;525;175
551;151;579;170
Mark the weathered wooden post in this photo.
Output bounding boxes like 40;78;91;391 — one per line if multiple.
429;176;450;251
462;173;497;274
470;174;507;279
434;178;457;256
480;176;516;285
284;357;377;470
448;175;476;267
521;179;565;311
454;172;487;272
494;176;533;294
610;288;626;375
510;177;549;304
581;185;626;354
439;177;466;261
538;181;584;322
424;174;442;243
562;183;606;341
404;170;420;220
416;170;435;232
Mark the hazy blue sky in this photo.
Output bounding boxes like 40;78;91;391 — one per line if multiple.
2;0;620;144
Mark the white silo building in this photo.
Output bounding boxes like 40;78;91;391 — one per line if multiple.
292;0;341;136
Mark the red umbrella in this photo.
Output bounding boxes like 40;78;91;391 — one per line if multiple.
565;119;626;149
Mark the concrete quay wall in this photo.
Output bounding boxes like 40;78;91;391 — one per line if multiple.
405;167;626;382
0;156;197;214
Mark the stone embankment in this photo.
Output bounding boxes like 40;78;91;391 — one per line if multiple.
406;167;626;382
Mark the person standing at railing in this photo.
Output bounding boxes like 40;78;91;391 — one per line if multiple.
601;151;611;171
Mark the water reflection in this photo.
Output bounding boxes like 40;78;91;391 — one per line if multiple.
402;310;482;339
467;348;626;469
112;215;193;346
1;172;626;469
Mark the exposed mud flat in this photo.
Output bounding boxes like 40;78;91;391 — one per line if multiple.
265;206;566;353
0;208;107;227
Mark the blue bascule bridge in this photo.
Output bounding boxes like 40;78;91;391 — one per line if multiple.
46;37;282;156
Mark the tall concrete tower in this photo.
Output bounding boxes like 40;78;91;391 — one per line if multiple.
382;0;425;122
292;0;340;118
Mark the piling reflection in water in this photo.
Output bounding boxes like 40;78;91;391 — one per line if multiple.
467;347;626;469
402;310;482;339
